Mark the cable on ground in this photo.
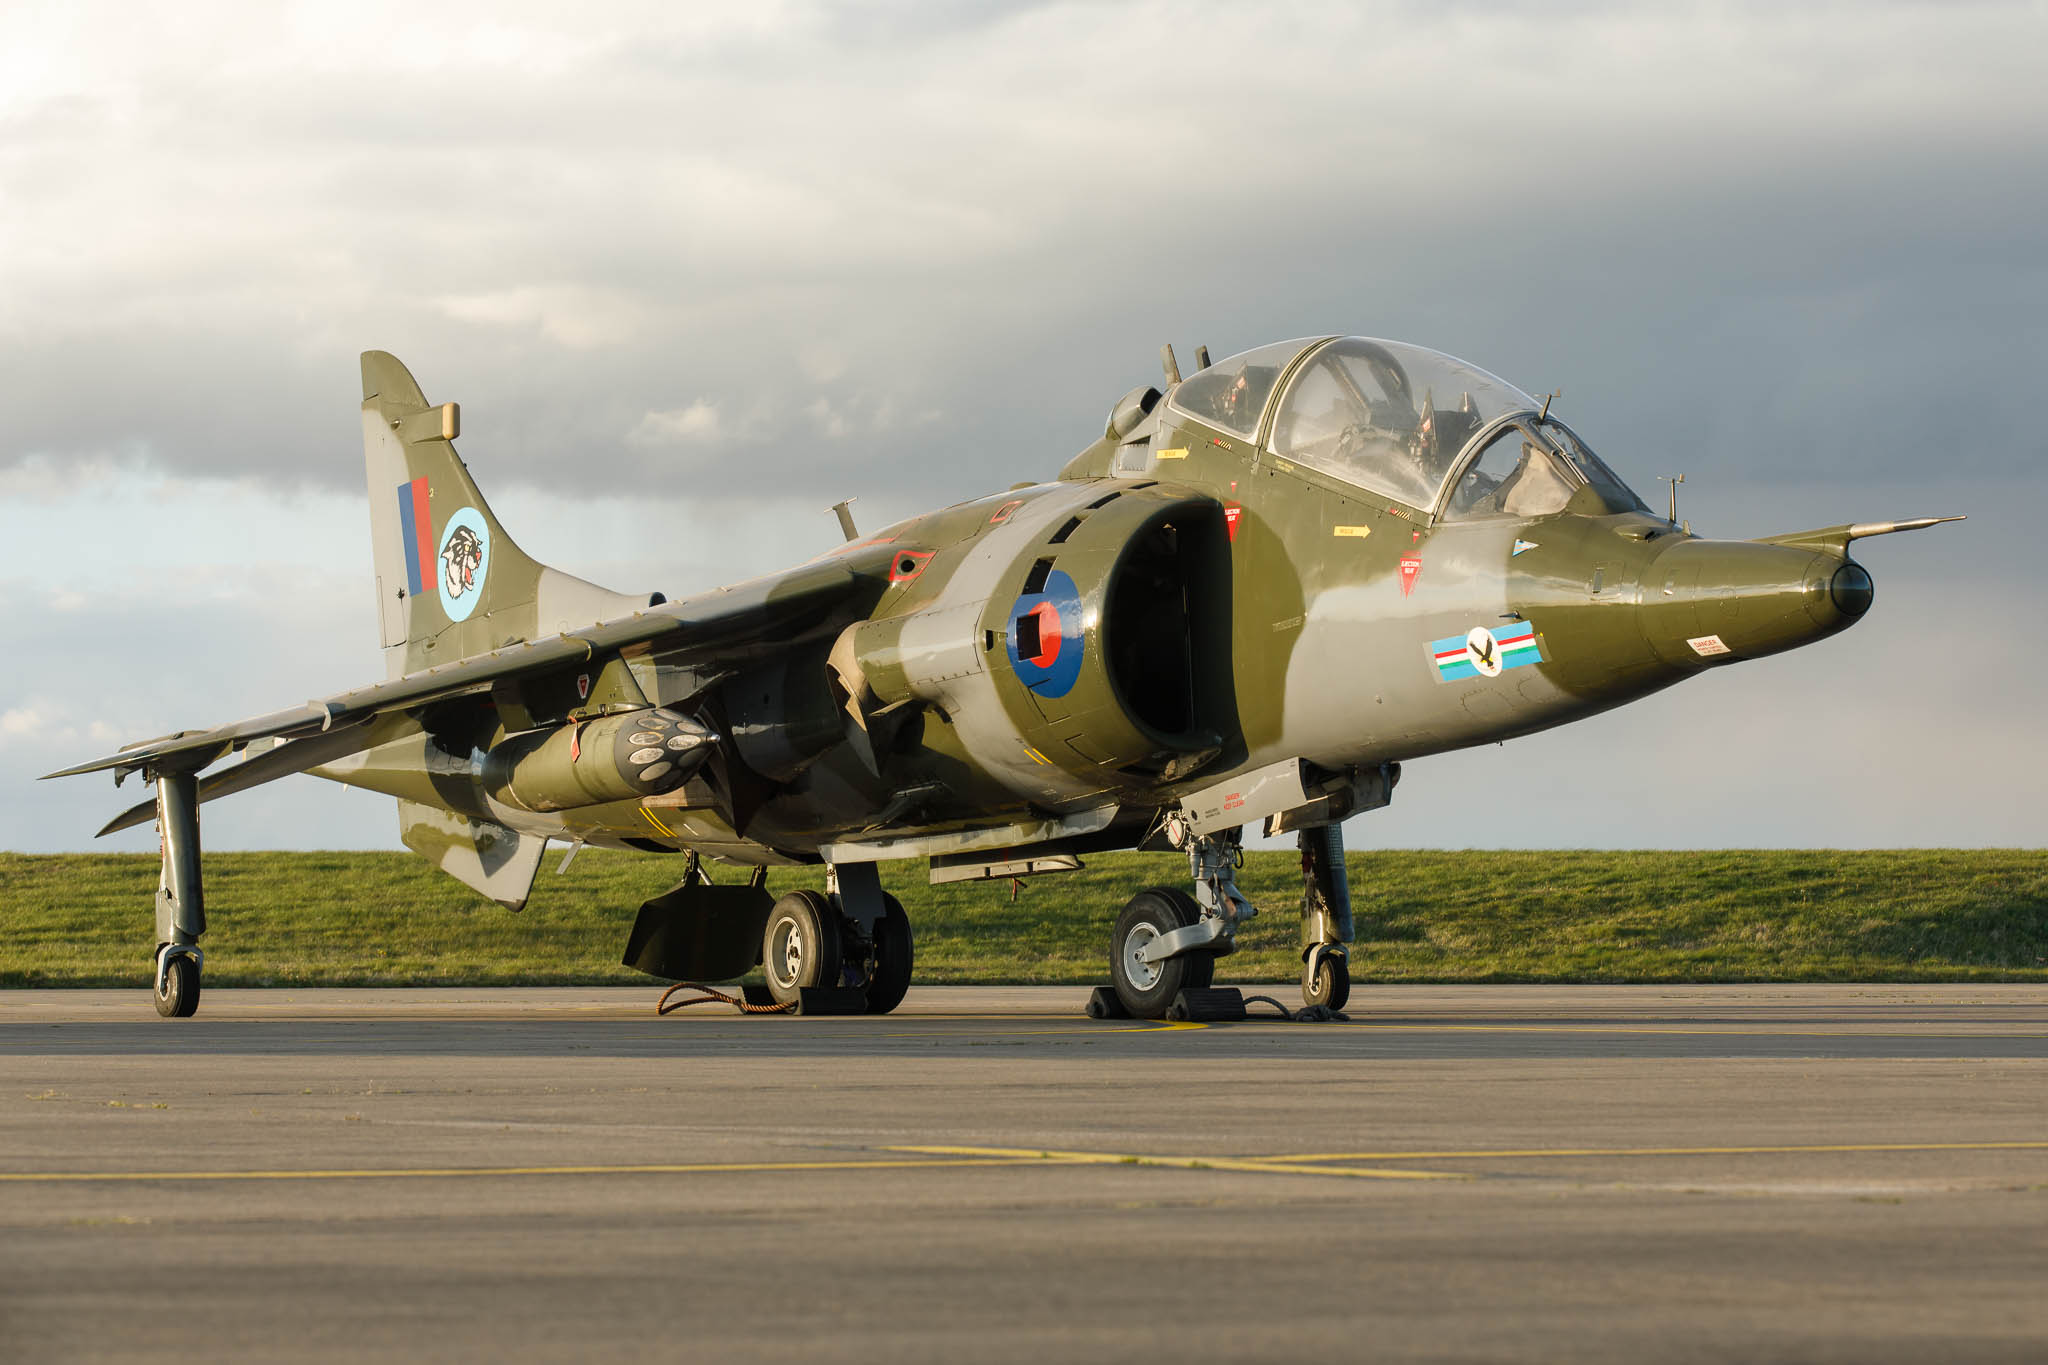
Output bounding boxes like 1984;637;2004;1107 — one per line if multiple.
656;983;795;1016
1242;994;1348;1023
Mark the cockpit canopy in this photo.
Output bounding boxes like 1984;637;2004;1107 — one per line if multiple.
1167;336;1644;517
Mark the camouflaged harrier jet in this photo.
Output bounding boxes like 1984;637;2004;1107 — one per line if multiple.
47;339;1961;1019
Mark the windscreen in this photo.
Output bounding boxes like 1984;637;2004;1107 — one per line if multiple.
1535;419;1648;513
1444;426;1576;519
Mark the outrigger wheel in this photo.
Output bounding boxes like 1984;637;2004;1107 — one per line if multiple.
154;949;201;1019
1302;945;1350;1012
1111;887;1215;1018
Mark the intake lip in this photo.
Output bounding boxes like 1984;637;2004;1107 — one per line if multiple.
1831;561;1875;618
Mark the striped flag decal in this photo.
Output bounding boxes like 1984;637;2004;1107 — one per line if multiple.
1429;621;1544;681
395;476;431;596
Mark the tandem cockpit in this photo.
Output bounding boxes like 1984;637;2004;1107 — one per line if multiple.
1168;335;1649;521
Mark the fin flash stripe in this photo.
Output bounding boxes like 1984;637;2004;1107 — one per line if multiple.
396;476;432;596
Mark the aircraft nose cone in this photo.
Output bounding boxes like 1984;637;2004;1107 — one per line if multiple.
1830;560;1875;618
1640;540;1871;666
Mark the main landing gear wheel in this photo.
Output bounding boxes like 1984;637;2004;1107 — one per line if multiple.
154;952;200;1019
1111;887;1214;1019
762;890;843;1007
1303;947;1350;1012
858;893;914;1016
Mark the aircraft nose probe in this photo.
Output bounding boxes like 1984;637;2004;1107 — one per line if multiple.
1636;514;1961;665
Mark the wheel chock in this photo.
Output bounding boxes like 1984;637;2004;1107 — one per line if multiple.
1168;987;1247;1022
740;984;780;1009
1085;986;1130;1019
794;986;869;1015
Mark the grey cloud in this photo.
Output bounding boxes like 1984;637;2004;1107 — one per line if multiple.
5;1;2043;503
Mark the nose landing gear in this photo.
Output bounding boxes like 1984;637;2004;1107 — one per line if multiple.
1106;821;1249;1018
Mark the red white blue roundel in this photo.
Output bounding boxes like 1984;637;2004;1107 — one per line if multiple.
1006;569;1085;698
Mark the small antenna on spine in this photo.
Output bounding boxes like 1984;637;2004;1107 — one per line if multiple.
1160;344;1182;386
1658;474;1685;525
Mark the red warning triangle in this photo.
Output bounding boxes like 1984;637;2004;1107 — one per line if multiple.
1398;555;1422;596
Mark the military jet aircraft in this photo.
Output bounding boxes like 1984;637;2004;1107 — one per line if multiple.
48;338;1960;1019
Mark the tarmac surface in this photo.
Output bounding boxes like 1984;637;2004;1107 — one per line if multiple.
4;983;2046;1362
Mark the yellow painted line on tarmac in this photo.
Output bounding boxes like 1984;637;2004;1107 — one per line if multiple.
1339;1023;2048;1038
888;1144;1466;1182
1256;1139;2048;1164
881;1020;1208;1037
0;1156;1047;1185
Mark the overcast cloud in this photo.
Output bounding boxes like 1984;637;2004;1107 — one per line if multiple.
2;0;2042;856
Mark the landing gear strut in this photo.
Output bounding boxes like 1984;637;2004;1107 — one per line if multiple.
151;771;206;1018
1108;820;1251;1019
1298;823;1352;1012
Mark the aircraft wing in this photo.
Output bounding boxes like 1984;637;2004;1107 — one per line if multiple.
92;715;413;837
46;543;898;786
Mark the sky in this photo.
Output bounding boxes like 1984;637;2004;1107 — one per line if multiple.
2;0;2043;854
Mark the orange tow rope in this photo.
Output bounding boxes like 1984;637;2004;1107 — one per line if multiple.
655;983;795;1016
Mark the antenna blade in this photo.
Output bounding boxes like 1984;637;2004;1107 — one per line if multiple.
1160;344;1181;386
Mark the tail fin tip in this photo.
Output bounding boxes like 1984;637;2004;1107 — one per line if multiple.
361;350;428;408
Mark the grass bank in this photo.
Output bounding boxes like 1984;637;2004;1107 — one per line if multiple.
2;849;2045;989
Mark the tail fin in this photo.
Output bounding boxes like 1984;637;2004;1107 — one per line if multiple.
360;351;656;677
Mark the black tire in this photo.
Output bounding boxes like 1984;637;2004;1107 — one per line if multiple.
1111;887;1214;1019
762;890;843;1006
861;893;913;1016
155;953;200;1019
1303;948;1350;1012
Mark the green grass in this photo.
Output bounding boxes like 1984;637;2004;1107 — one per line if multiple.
2;849;2045;988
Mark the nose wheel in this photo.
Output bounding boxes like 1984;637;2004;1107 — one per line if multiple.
1110;888;1215;1019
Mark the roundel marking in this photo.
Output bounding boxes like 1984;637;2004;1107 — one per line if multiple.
1005;568;1084;698
437;506;491;622
1024;601;1063;668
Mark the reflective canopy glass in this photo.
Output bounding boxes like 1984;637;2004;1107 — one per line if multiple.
1168;338;1320;440
1534;418;1648;513
1270;338;1539;509
1443;418;1649;521
1444;426;1576;519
